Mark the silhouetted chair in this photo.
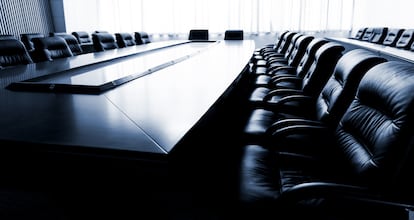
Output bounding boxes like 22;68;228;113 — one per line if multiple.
72;31;94;53
134;32;151;45
91;33;118;52
188;29;209;41
115;33;136;48
382;28;404;47
0;34;17;40
244;49;386;143
0;38;33;67
224;30;244;40
395;29;414;50
352;27;367;40
254;38;329;88
50;33;83;55
32;36;73;62
369;27;388;44
239;61;414;220
361;27;374;41
20;33;45;53
249;42;344;108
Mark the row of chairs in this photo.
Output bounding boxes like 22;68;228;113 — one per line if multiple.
234;30;414;219
0;31;151;68
188;29;244;40
351;27;414;50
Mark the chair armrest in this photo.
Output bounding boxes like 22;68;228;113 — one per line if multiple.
276;94;314;107
263;89;303;102
265;118;324;136
281;182;414;211
268;66;296;75
271;76;302;84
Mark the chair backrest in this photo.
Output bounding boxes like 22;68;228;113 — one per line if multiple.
72;31;92;45
285;35;314;68
353;27;367;40
134;32;151;45
51;33;83;55
315;49;387;127
0;38;33;67
293;38;329;79
188;29;209;41
361;28;374;41
115;33;136;48
336;61;414;189
0;34;17;40
276;32;296;54
224;30;244;40
382;28;404;47
92;33;118;52
281;33;303;60
20;33;45;52
300;42;344;97
271;30;290;51
395;29;414;50
32;36;73;62
369;27;388;44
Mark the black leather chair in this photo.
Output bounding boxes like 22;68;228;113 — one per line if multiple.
254;38;329;88
249;42;344;108
0;34;16;40
134;32;151;45
115;33;136;48
72;31;94;53
395;29;414;50
360;27;373;41
188;29;209;41
244;49;387;143
382;28;404;47
252;30;290;60
92;33;118;52
51;33;83;55
32;36;73;62
0;38;33;67
352;27;367;40
254;34;313;75
224;30;244;40
239;61;414;220
20;33;44;53
369;27;388;44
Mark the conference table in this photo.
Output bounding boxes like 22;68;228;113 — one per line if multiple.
0;39;255;165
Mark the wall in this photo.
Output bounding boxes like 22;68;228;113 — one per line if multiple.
0;0;54;38
352;0;414;33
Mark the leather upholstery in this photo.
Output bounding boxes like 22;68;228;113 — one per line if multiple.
369;27;388;44
32;36;73;62
134;32;151;45
382;28;404;47
254;38;329;88
244;49;386;142
395;29;414;50
51;33;83;55
115;33;136;48
92;33;118;52
249;42;344;106
224;30;244;40
72;31;92;45
0;38;33;67
353;27;367;40
361;28;374;41
239;61;414;219
0;34;16;40
188;29;209;41
20;33;44;52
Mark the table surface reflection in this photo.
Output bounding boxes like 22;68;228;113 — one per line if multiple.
0;40;255;161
